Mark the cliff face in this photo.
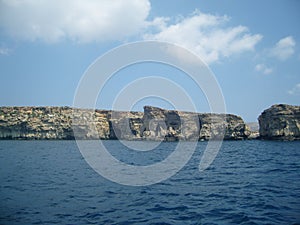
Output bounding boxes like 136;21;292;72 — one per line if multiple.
0;107;73;139
0;106;250;140
258;104;300;140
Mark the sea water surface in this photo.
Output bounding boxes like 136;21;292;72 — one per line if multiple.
0;140;299;224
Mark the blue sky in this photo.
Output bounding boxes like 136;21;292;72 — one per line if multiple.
0;0;299;122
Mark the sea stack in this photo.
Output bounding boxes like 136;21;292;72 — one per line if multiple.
258;104;300;140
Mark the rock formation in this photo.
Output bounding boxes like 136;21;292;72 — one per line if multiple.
246;122;259;139
258;104;300;140
0;106;250;141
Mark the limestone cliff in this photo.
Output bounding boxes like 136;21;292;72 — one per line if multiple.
0;106;250;140
258;104;300;140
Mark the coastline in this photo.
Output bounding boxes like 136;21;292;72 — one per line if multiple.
0;104;299;141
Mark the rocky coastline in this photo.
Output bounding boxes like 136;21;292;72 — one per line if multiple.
0;106;250;141
0;104;298;141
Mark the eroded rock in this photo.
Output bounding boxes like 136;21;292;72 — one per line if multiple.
258;104;300;140
0;106;250;140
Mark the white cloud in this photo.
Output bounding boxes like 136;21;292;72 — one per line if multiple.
270;36;296;61
0;0;151;43
0;47;11;55
288;83;300;95
144;11;262;64
255;63;273;75
0;2;263;64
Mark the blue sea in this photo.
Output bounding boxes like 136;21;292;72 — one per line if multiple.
0;140;299;224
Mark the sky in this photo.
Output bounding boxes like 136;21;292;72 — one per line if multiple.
0;0;299;122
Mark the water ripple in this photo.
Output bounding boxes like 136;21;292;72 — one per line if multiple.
0;140;299;224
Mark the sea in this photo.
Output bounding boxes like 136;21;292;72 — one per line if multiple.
0;140;299;225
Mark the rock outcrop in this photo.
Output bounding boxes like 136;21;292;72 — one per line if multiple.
0;106;250;141
258;104;300;140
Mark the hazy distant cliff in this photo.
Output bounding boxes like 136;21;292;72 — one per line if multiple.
0;106;250;141
259;104;300;140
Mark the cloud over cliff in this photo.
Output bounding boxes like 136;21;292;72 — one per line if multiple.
0;1;263;64
0;0;150;43
144;10;262;64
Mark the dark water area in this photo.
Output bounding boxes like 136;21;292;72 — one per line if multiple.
0;140;299;224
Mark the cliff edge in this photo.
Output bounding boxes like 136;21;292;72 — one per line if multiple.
258;104;300;140
0;106;250;141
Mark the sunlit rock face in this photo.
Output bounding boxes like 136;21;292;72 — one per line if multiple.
0;107;74;140
0;106;250;141
258;104;300;140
